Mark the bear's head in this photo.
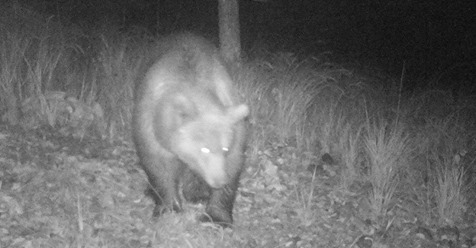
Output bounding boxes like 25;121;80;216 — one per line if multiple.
171;104;249;188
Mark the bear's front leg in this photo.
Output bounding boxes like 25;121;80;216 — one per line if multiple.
145;158;184;216
200;181;238;228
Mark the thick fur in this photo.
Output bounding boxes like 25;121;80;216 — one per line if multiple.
132;33;248;227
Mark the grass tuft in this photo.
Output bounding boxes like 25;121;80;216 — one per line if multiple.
364;118;410;224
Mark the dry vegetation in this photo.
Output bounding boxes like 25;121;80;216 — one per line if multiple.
1;4;475;248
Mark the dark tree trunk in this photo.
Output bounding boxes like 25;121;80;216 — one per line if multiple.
218;0;241;65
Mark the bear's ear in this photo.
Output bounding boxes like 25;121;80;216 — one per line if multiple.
227;104;249;123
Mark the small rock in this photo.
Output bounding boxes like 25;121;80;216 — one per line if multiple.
321;153;335;165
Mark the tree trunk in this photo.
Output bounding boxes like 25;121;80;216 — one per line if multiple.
218;0;241;65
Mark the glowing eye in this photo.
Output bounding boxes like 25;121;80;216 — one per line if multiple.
222;147;229;153
201;147;210;154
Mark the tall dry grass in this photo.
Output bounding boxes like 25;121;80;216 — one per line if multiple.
0;32;30;125
94;33;148;140
411;110;474;225
0;5;151;140
364;118;411;223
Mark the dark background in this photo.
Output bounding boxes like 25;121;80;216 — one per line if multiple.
17;0;476;89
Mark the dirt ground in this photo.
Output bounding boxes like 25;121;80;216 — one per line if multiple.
1;125;475;248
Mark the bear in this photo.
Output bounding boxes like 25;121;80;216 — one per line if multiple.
132;33;249;228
